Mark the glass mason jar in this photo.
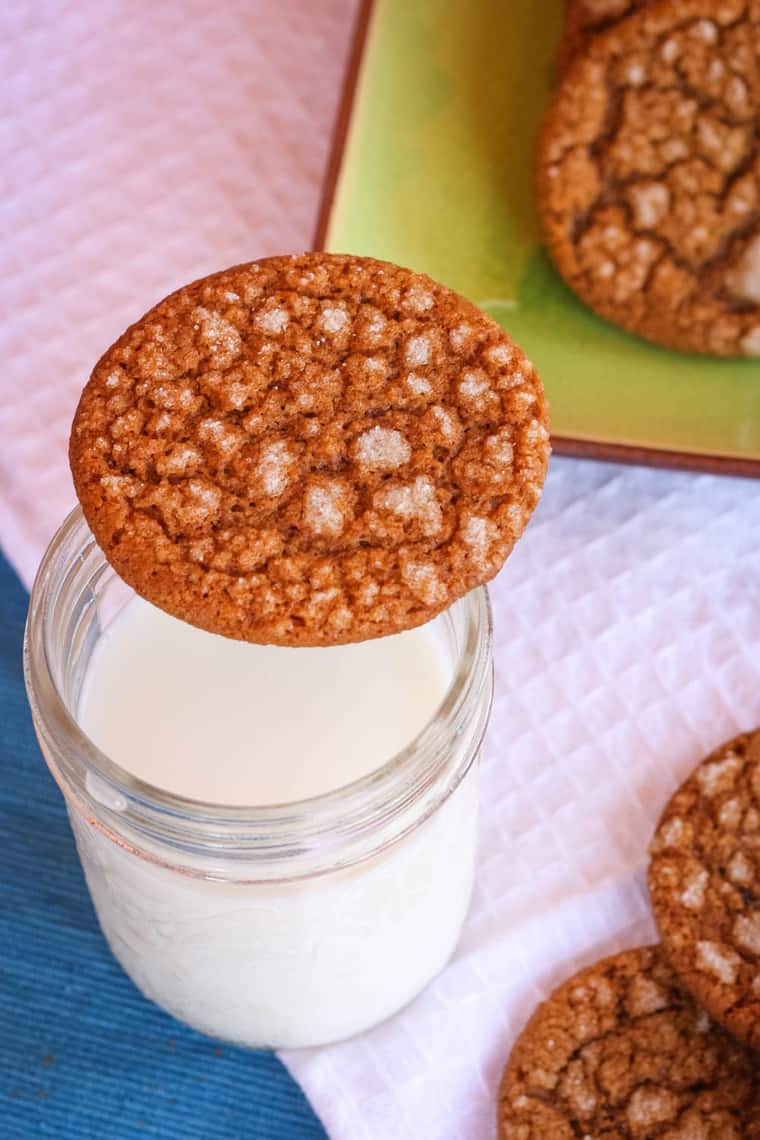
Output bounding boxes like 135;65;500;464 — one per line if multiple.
24;508;493;1049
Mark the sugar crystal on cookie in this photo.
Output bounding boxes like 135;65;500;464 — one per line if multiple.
355;427;411;471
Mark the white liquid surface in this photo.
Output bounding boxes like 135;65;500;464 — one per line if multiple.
78;597;450;805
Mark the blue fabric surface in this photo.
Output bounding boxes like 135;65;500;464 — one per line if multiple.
0;553;327;1139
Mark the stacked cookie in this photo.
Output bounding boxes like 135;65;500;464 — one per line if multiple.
537;0;760;356
499;729;760;1136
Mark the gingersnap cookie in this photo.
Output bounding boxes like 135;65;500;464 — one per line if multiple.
556;0;651;74
648;729;760;1049
499;945;760;1138
537;0;760;356
70;253;549;646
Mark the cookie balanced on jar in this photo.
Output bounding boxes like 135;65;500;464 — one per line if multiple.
26;252;549;1048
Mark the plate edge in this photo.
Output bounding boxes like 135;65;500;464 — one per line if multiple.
553;436;760;479
313;0;376;253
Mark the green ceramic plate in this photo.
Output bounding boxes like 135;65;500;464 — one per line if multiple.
318;0;760;475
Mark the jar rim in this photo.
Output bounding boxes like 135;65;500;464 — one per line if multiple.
25;508;493;877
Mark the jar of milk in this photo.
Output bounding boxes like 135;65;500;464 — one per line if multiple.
24;508;493;1048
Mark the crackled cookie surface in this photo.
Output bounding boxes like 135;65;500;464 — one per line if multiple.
499;946;760;1139
70;254;549;646
539;0;760;356
558;0;652;72
649;729;760;1048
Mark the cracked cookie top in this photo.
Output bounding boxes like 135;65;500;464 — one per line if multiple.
70;253;549;646
557;0;652;73
649;728;760;1049
538;0;760;356
499;945;760;1139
